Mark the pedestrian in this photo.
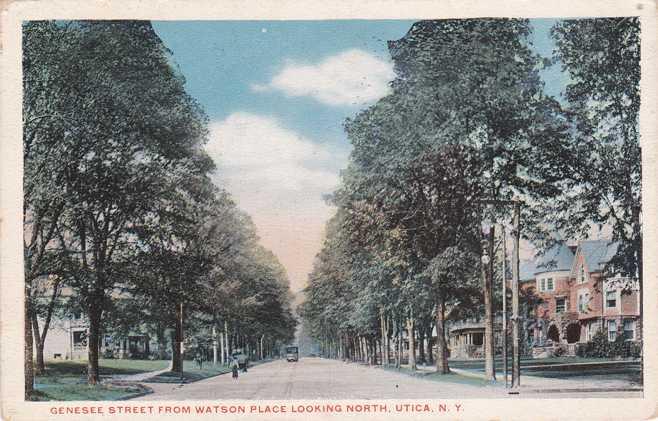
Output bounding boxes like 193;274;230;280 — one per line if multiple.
231;358;239;380
195;351;203;370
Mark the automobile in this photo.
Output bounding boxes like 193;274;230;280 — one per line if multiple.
285;346;299;362
231;350;248;369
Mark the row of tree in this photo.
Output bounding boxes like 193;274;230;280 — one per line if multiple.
299;18;641;379
23;21;296;398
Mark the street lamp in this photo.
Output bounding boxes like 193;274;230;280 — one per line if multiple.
479;199;522;393
480;215;495;382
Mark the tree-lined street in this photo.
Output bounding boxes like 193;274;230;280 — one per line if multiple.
136;358;503;400
21;17;643;402
132;358;641;400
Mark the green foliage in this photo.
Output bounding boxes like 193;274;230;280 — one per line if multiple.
541;18;641;278
302;19;569;366
23;20;297;389
576;330;642;359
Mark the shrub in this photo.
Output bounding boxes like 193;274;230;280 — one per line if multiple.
576;330;641;359
553;344;567;357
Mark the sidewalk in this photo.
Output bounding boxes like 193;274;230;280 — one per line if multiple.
108;367;172;382
414;363;643;393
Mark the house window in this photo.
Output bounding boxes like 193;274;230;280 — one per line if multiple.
578;291;590;313
606;290;617;308
555;297;566;313
73;330;87;349
607;320;617;341
623;319;635;341
546;278;554;291
539;278;546;291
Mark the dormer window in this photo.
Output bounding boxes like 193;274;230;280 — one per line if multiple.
578;264;587;284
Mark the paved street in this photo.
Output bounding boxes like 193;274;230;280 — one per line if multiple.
133;358;642;400
135;358;506;400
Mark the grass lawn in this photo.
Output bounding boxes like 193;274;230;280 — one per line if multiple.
382;366;493;387
448;356;634;370
143;360;232;383
31;358;168;401
38;358;169;377
31;382;150;401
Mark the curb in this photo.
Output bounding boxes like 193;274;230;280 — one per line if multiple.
519;387;643;394
142;369;232;384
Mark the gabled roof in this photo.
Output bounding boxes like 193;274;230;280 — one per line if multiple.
577;240;620;272
534;243;575;275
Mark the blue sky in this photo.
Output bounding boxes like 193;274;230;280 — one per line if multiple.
152;19;566;292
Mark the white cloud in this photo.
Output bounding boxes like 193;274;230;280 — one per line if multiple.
206;112;338;193
251;49;395;106
206;113;344;291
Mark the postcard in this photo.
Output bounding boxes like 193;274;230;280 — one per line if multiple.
1;0;657;420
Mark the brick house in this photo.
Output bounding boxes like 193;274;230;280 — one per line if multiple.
522;240;641;357
447;239;641;360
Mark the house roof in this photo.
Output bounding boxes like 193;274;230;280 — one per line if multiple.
534;243;575;274
519;259;537;281
578;240;619;272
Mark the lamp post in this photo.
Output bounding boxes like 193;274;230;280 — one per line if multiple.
480;216;495;383
479;199;522;393
510;201;521;392
501;225;508;388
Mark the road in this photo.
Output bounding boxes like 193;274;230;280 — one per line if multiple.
133;358;642;400
134;358;506;400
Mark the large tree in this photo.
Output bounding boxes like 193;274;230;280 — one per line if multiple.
329;19;568;379
549;18;641;288
26;21;210;385
23;21;83;396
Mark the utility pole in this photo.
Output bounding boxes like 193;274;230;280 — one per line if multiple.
179;302;184;382
479;199;522;391
481;222;496;382
483;224;496;382
501;225;508;388
511;202;521;392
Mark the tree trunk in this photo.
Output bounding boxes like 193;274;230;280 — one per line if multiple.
483;225;496;382
407;316;416;370
224;320;229;358
171;303;183;373
32;280;60;375
418;328;426;365
25;292;34;399
395;319;402;369
426;326;434;365
435;296;450;374
32;317;45;375
87;304;102;384
380;309;389;367
378;339;382;366
219;329;225;364
157;323;167;360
